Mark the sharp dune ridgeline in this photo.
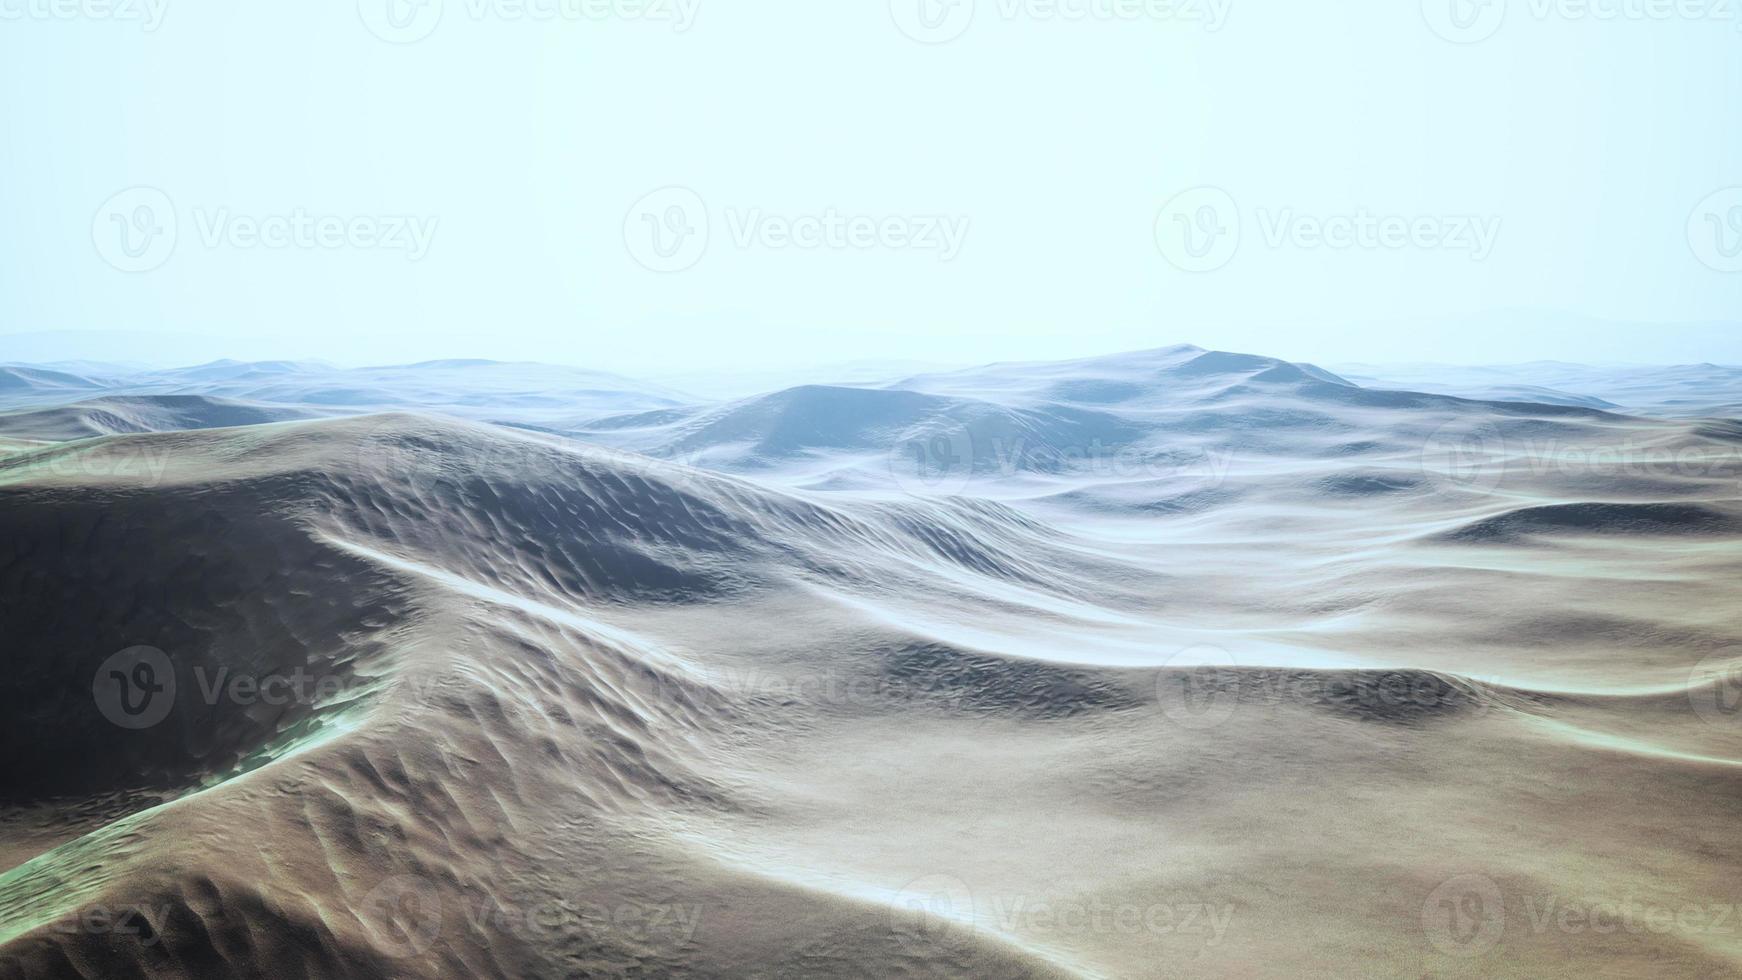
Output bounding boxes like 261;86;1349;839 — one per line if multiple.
3;348;1742;978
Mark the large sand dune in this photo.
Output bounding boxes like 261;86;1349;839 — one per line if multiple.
3;349;1741;978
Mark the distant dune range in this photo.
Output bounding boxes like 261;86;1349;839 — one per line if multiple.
2;348;1741;978
1334;360;1742;418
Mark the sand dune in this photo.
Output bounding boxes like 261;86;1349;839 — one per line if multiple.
0;366;105;398
0;395;328;442
2;349;1741;978
0;359;692;421
1337;360;1742;418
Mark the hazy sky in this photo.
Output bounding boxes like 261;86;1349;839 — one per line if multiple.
2;0;1739;372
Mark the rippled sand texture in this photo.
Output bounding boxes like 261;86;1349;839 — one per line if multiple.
2;348;1741;978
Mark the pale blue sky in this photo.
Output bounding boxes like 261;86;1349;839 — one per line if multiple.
2;0;1739;372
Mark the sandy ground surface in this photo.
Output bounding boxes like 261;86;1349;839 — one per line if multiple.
2;349;1740;978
